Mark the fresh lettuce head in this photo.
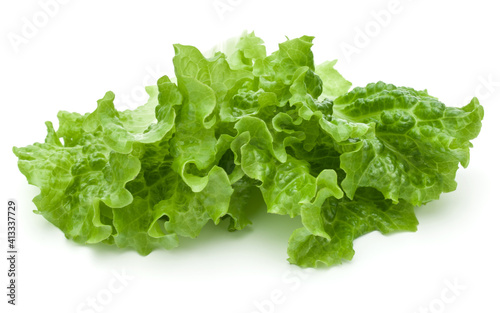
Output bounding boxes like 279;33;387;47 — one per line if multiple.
13;32;483;267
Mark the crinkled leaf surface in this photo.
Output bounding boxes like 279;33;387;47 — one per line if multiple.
14;32;483;268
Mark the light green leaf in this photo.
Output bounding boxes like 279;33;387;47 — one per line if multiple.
288;189;418;267
316;60;352;100
334;82;484;205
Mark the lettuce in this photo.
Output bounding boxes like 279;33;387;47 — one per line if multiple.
13;32;484;267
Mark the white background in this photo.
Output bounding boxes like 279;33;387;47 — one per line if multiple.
1;0;499;312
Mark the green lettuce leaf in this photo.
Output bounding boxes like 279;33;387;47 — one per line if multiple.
333;82;484;205
13;118;140;244
13;32;483;268
288;188;418;267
